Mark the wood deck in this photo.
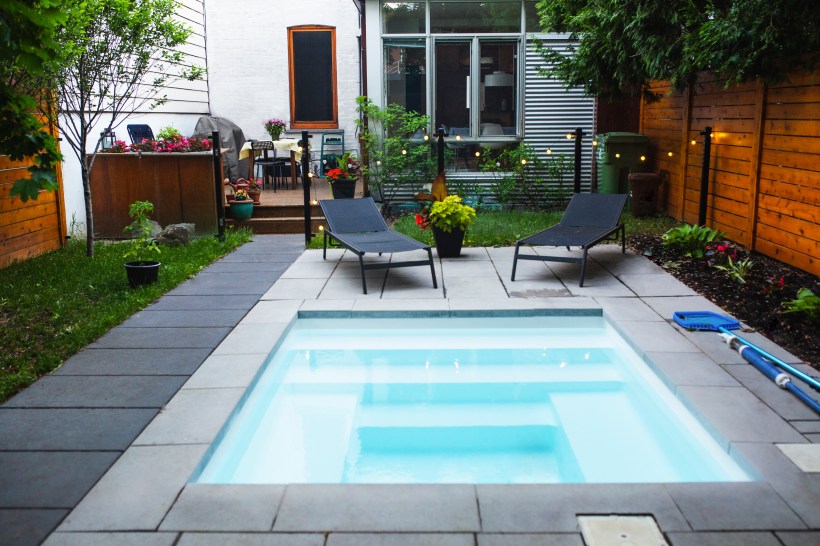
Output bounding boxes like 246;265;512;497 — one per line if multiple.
226;177;364;234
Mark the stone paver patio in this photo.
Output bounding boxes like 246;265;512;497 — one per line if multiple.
1;234;818;546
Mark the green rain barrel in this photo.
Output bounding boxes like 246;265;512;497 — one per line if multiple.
596;132;650;194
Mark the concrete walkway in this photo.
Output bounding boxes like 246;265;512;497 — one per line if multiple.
1;235;818;546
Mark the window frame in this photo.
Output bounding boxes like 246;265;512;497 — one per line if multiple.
288;25;339;129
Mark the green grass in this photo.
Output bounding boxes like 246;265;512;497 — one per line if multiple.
0;228;253;403
308;208;679;249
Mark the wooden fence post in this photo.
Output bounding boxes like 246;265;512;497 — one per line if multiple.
746;79;768;250
676;85;693;220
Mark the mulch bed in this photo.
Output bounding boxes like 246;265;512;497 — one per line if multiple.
629;234;820;369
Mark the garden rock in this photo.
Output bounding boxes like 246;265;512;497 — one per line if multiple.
156;223;194;247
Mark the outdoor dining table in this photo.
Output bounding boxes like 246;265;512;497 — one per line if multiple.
239;138;302;189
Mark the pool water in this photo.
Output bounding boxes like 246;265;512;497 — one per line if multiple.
193;316;751;484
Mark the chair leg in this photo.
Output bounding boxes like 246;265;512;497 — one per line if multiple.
323;231;328;260
427;248;438;288
511;243;521;281
358;254;368;294
620;225;626;253
579;247;590;287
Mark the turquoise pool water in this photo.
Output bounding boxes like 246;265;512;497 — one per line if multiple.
193;316;751;484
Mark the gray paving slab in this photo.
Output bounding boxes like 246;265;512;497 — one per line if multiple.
477;484;690;533
42;532;179;546
596;296;665;321
0;408;157;450
212;323;289;354
54;347;211;376
90;326;231;349
595;251;666;275
791;421;820;434
477;534;584;546
645;352;742;388
805;434;820;443
665;482;806;531
666;531;781;546
732;442;820;528
182;354;268;389
206;260;304;272
444;275;510;299
776;531;820;546
0;509;68;546
328;534;477;546
641;295;725;319
59;444;208;531
274;485;480;532
0;451;121;508
240;300;302;323
3;376;188;408
166;271;288;296
678;386;806;444
176;533;324;546
618;273;698;297
120;309;248;328
134;387;245;445
147;294;262;311
262;278;327;300
159;484;284;531
614;321;701;354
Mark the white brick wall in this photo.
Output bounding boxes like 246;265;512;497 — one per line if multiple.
204;0;362;148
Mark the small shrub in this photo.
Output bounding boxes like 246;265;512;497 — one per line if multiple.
661;224;724;258
782;288;820;320
123;200;160;261
714;256;754;284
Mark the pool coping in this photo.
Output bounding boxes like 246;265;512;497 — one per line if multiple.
46;245;820;543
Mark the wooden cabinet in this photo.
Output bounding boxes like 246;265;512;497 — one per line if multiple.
89;152;219;238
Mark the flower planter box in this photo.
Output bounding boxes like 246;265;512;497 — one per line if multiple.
89;152;220;238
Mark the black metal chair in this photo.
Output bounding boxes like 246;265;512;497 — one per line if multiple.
250;140;278;190
319;197;438;294
511;193;628;286
127;124;154;144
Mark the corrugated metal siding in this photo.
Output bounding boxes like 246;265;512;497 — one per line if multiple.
523;36;594;192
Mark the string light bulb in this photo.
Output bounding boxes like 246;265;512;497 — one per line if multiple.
521;159;527;165
423;134;429;141
546;147;552;155
318;225;324;231
640;155;646;161
376;160;381;166
691;139;697;145
308;171;314;178
475;151;481;157
566;133;573;139
615;153;621;159
455;135;461;141
667;151;674;157
401;149;407;155
592;139;598;147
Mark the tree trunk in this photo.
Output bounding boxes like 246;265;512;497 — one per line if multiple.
81;159;95;257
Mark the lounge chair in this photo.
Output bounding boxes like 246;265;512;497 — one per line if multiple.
511;193;628;286
319;197;438;294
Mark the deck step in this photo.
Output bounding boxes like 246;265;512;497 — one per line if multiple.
237;204;323;219
227;216;326;234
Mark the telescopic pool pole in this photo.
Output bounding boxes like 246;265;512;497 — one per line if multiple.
721;333;820;414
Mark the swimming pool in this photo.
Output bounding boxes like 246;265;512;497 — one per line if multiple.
193;315;751;484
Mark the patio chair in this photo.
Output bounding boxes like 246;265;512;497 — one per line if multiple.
511;193;628;286
319;197;438;294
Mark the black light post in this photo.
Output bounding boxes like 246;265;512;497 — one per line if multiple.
698;126;712;226
436;127;445;174
211;130;225;241
573;127;583;193
301;130;312;245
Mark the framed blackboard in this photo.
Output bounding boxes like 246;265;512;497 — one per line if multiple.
289;26;338;128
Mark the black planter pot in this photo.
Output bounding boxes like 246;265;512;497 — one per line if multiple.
124;260;161;287
432;226;465;258
330;178;356;199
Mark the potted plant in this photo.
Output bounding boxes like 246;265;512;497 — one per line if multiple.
228;189;254;221
326;151;362;199
123;200;161;287
416;195;476;257
264;118;287;140
237;177;262;204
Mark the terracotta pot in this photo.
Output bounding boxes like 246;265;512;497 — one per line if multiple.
248;188;262;205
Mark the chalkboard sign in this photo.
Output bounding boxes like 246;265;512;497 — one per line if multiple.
289;26;338;128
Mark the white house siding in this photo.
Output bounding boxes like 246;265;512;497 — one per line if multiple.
203;0;362;147
60;0;211;235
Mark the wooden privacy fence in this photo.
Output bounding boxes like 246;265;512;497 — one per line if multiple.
0;152;66;269
640;70;819;276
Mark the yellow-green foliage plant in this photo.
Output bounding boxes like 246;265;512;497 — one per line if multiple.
426;195;476;233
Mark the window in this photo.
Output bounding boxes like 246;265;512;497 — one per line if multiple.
288;26;338;129
430;1;521;33
382;2;426;34
384;40;427;114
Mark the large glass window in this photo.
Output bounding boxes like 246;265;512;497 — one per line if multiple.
288;26;337;129
382;2;426;34
434;41;471;134
479;41;517;132
384;40;427;114
430;1;522;33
